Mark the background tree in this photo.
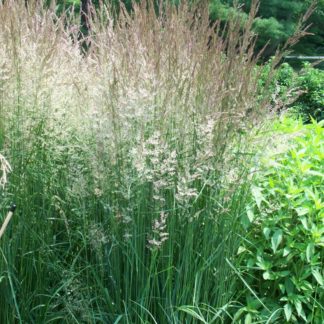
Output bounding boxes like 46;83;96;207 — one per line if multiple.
209;0;324;56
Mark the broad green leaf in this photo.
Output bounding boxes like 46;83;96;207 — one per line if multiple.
246;206;254;222
283;247;291;257
284;303;292;321
300;281;313;291
278;271;290;277
300;309;307;322
242;207;255;229
271;229;283;253
311;226;324;242
256;256;271;270
241;213;251;229
294;299;307;322
312;268;323;286
263;227;271;239
279;283;285;294
295;207;309;216
247;258;254;268
306;243;314;263
294;300;303;317
300;217;308;230
300;163;311;173
237;246;247;255
306;189;322;210
251;185;264;210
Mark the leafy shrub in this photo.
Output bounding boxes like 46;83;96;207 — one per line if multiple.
291;63;324;123
236;118;324;323
260;62;324;123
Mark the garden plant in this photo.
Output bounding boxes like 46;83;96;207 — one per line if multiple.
0;1;322;323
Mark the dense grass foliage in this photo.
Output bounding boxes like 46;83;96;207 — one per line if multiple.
236;118;324;323
0;1;320;323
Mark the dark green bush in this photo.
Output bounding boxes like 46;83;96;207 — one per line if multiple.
236;118;324;323
261;62;324;123
292;63;324;123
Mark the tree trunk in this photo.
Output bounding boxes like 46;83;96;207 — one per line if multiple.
81;0;91;35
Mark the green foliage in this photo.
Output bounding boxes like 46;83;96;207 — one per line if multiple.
292;63;324;123
253;16;287;43
259;62;324;123
260;62;295;100
0;2;322;322
45;0;81;14
209;0;248;22
209;0;324;57
237;117;324;323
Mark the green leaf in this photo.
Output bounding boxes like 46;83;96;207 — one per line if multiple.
256;256;271;270
295;207;309;216
246;206;254;223
244;313;252;324
306;188;322;210
177;306;207;322
279;283;285;294
233;307;246;322
283;247;291;257
241;212;251;229
284;303;292;321
278;271;290;277
251;185;264;210
312;268;323;286
284;278;294;294
237;246;247;255
294;300;303;317
247;258;254;268
294;299;307;322
300;217;308;230
263;227;271;240
306;243;314;263
271;229;283;253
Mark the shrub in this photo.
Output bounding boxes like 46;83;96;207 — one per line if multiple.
291;63;324;123
236;117;324;323
260;62;324;122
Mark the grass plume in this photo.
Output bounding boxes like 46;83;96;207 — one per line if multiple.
0;1;311;322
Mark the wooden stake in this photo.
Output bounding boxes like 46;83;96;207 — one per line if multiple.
0;204;16;240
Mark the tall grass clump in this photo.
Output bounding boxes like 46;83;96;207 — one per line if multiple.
0;0;312;322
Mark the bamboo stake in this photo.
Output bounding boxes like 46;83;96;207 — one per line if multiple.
0;204;16;240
